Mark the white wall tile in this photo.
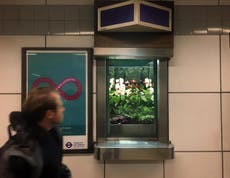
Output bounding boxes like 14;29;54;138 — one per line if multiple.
174;0;218;5
63;154;103;178
221;35;230;92
46;35;94;48
222;93;230;150
0;36;45;93
0;95;21;146
165;152;222;178
169;35;220;92
105;161;163;178
169;93;221;151
224;152;230;178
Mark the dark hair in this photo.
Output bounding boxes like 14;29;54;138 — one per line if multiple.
22;87;59;125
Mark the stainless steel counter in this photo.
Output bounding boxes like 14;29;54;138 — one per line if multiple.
95;140;174;161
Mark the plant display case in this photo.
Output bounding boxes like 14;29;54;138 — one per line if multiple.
108;60;156;123
107;59;158;138
94;49;174;161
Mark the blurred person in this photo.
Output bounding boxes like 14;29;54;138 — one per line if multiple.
9;87;70;178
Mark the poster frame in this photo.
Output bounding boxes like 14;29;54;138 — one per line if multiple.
21;47;93;154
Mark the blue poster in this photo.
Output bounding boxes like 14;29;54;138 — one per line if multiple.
27;51;87;138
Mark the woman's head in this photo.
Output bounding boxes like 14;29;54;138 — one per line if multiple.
22;87;65;129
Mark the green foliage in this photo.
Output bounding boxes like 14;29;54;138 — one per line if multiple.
109;78;155;122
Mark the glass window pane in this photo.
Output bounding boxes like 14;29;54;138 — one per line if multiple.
106;58;158;138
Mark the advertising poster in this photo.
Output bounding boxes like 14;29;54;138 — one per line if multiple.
22;48;93;153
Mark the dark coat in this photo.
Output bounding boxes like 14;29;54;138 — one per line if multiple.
8;126;63;178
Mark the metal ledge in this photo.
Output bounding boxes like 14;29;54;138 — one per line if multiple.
94;48;173;58
94;140;174;161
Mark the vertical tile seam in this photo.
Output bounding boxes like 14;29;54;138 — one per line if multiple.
229;33;230;48
45;0;47;47
64;6;66;35
104;160;106;178
78;6;80;34
45;35;47;47
32;5;35;34
219;33;224;178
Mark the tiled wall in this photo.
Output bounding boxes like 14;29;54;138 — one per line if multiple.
0;0;230;5
0;5;93;35
0;1;230;178
1;4;230;36
0;35;98;178
0;0;93;5
0;35;228;178
174;6;230;35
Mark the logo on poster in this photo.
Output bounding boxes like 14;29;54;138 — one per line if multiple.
65;142;73;148
32;77;82;100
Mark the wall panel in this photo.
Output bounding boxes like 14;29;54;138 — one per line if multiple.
0;36;45;93
169;93;221;151
169;35;220;92
0;95;21;146
165;152;222;178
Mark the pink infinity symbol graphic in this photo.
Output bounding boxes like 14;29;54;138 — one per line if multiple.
32;77;82;100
